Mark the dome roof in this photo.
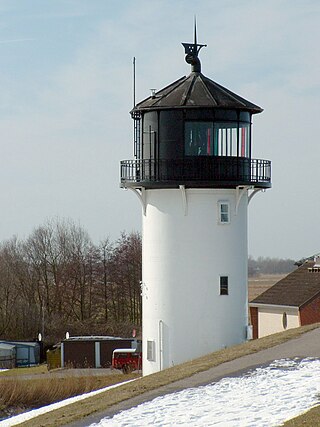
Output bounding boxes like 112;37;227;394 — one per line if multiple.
133;71;263;114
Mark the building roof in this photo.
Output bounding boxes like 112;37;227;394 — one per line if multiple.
133;72;263;114
63;336;135;342
295;253;320;267
0;343;15;351
0;341;39;348
250;261;320;308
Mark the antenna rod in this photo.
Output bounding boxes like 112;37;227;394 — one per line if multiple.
133;56;136;108
182;18;207;73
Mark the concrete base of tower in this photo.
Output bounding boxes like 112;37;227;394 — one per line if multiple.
141;187;249;376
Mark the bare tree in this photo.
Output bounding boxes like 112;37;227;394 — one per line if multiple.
0;219;142;343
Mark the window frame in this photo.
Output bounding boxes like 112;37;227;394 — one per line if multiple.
220;276;229;295
218;201;230;224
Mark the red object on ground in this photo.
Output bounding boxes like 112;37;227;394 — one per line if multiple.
112;348;142;373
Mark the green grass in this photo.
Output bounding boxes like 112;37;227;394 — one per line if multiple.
14;323;320;427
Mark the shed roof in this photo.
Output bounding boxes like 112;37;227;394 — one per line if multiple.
133;72;263;114
250;261;320;308
0;341;39;348
0;343;15;351
63;336;135;342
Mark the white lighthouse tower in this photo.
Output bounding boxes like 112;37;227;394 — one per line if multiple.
121;29;271;376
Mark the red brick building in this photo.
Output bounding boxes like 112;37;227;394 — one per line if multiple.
249;259;320;339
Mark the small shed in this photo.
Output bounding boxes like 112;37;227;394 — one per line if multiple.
61;336;140;368
0;341;40;367
0;343;16;369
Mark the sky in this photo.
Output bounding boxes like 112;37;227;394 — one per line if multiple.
0;0;319;260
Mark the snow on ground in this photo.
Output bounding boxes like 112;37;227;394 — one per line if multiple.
1;359;319;427
0;379;138;427
91;358;320;427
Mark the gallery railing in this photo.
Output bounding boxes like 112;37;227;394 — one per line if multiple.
120;157;271;188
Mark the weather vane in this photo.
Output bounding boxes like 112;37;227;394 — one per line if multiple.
182;17;207;72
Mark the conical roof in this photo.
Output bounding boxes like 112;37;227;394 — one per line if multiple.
133;71;263;114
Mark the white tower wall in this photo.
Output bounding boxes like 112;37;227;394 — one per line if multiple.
142;187;248;376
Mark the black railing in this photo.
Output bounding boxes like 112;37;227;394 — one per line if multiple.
120;157;271;188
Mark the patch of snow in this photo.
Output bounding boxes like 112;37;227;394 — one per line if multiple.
0;379;139;427
91;358;320;427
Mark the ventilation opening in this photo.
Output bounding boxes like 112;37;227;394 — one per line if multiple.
147;340;155;361
308;267;320;273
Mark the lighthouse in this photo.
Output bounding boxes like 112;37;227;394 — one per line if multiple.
120;29;271;376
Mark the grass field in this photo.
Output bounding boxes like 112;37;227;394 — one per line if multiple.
0;365;48;377
0;370;139;420
12;323;320;427
248;273;285;301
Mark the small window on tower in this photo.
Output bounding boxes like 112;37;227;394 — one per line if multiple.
218;201;230;224
220;276;229;295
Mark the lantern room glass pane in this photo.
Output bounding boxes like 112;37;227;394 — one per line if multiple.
185;120;251;158
239;123;250;157
185;122;213;156
214;122;238;156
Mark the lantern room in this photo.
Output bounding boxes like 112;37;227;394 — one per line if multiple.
121;33;271;190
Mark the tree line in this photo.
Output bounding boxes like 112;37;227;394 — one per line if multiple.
0;217;297;344
0;219;141;345
248;256;296;276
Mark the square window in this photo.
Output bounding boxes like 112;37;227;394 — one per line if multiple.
220;276;229;295
218;201;230;224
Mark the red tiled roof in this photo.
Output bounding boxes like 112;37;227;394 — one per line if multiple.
250;261;320;307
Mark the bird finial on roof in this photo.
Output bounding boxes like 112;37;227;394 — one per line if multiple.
182;17;207;73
